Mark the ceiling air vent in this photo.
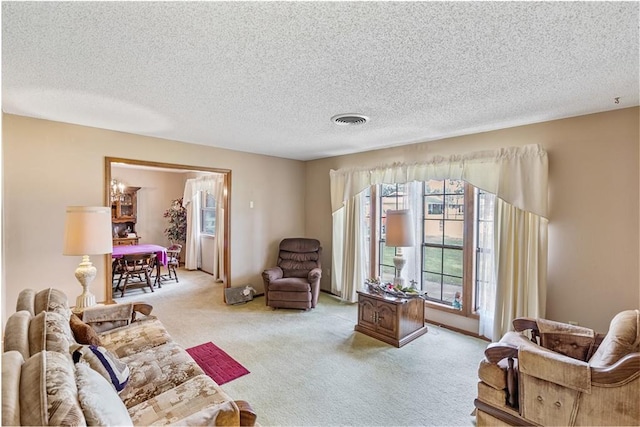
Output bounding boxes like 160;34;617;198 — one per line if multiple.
331;113;369;126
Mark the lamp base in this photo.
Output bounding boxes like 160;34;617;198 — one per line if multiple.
393;251;406;287
74;255;97;310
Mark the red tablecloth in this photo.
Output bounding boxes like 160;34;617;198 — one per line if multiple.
112;244;168;266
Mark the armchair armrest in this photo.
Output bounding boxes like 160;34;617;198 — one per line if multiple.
262;267;283;283
234;400;257;426
592;352;640;386
308;267;322;282
519;343;591;392
484;342;519;363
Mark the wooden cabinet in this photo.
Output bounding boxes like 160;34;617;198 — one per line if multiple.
355;289;428;347
111;186;140;246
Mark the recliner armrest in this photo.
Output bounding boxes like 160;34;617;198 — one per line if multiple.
308;267;322;282
485;342;519;363
591;352;640;386
262;267;283;283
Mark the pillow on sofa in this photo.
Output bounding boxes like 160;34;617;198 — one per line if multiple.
72;345;130;392
76;361;133;426
70;314;102;346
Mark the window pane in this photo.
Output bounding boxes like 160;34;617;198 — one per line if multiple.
445;194;464;220
204;193;216;208
380;265;395;284
446;179;464;194
442;248;463;277
425;195;444;218
424;220;443;244
201;209;216;234
425;180;444;194
423;246;442;273
379;241;395;267
423;272;442;300
442;275;463;304
444;220;464;246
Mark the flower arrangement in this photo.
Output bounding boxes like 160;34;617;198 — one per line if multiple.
163;198;187;243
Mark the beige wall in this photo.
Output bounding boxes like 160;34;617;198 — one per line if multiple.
306;107;640;333
2;114;306;324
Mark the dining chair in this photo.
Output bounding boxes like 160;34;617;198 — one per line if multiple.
116;253;157;297
165;244;182;283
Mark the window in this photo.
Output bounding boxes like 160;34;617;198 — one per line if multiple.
372;179;492;317
201;192;216;235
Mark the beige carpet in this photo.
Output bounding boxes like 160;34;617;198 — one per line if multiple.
118;269;488;426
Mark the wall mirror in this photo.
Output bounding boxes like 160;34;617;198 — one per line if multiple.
104;157;231;304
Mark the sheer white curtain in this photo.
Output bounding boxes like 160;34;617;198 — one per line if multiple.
182;175;224;272
476;192;496;339
330;144;548;340
331;190;369;302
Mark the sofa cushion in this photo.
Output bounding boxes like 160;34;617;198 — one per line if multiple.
70;314;102;346
98;316;172;358
15;289;37;316
2;351;24;426
29;311;74;357
3;311;32;360
20;351;86;426
127;375;239;426
119;341;204;408
33;288;70;316
589;309;640;368
72;345;130;392
75;362;133;426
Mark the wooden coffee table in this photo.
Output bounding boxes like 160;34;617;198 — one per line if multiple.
354;288;428;347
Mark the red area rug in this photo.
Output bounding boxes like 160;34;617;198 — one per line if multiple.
186;342;250;385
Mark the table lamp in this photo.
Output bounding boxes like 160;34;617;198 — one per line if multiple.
385;209;415;287
63;206;113;309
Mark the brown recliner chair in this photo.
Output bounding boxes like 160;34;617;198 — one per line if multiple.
475;309;640;426
262;238;322;310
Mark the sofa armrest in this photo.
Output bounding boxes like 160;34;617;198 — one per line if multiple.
262;267;283;283
80;302;154;334
235;400;257;426
485;342;519;363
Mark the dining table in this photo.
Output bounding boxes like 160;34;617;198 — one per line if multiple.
112;244;168;285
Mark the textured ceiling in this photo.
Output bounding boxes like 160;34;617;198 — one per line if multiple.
2;1;638;161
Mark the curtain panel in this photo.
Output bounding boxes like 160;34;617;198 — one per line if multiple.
330;144;548;218
329;144;548;340
183;175;224;272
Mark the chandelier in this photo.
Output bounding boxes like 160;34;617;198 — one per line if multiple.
110;179;126;201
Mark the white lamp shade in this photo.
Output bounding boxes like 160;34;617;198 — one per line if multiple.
385;209;415;247
63;206;113;255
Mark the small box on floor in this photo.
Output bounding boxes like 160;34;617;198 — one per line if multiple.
225;285;255;305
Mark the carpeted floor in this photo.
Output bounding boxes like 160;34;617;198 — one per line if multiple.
118;269;489;426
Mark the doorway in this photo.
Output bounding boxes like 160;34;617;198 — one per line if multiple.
104;157;231;303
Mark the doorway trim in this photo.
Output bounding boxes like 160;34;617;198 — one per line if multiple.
104;157;232;304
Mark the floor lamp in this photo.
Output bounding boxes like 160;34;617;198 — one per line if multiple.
385;209;415;287
63;206;113;309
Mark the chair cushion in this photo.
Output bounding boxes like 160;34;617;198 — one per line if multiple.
589;309;640;368
279;238;320;253
268;278;311;292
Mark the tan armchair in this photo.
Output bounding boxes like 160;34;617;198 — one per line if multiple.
475;309;640;426
262;238;322;310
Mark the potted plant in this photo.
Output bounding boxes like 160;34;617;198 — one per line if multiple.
163;198;187;244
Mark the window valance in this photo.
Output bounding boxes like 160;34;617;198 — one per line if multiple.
329;144;548;218
182;175;223;206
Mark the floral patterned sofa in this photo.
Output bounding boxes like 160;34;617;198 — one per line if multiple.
2;288;256;426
